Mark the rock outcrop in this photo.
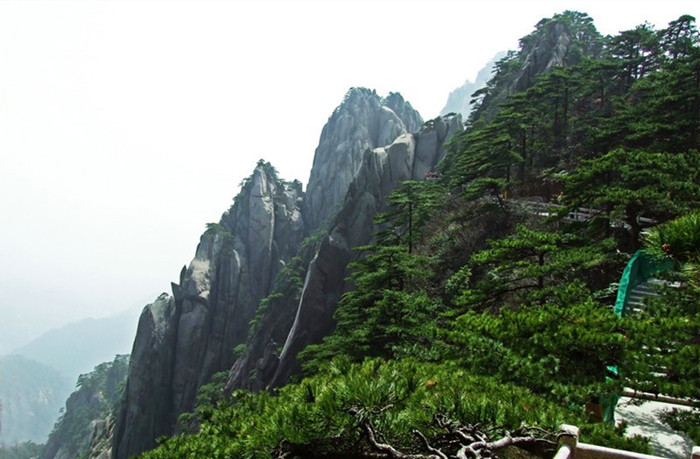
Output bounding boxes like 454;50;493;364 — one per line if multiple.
270;114;462;386
105;14;612;458
224;112;461;393
302;88;423;232
84;414;115;459
41;355;128;459
474;12;602;122
113;164;304;458
113;89;454;458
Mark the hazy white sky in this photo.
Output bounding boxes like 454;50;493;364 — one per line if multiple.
1;0;698;350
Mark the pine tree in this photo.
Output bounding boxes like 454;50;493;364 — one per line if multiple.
449;223;613;312
449;281;624;405
562;148;700;247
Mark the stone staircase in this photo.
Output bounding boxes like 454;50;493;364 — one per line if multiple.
625;278;681;316
625;278;664;315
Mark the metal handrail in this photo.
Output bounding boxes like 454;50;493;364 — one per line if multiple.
555;424;699;459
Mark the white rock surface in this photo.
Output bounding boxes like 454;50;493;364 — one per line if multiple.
616;397;696;458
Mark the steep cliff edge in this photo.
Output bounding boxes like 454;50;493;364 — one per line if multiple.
270;114;462;386
473;12;602;122
113;164;304;458
113;89;440;457
226;114;462;391
302;88;423;232
41;355;128;459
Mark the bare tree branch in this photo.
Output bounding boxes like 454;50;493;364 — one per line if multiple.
363;422;442;459
412;429;448;459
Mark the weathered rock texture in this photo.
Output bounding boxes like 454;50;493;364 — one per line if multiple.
111;14;610;458
474;14;602;122
224;113;462;393
83;414;115;459
113;89;454;458
41;355;128;459
270;114;463;386
303;88;423;232
113;165;304;458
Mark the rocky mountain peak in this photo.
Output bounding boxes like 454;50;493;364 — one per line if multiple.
302;88;423;232
113;160;304;459
473;11;602;122
267;112;463;386
114;88;436;458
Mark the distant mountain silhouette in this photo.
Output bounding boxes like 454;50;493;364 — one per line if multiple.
0;354;72;445
12;307;140;379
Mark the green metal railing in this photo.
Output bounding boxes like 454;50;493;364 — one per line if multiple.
613;250;673;318
601;250;673;423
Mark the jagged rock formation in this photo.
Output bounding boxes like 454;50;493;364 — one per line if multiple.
41;355;128;459
270;114;463;386
112;89;432;458
440;51;506;119
107;84;462;459
109;12;617;459
225;113;461;393
113;164;305;458
473;12;602;122
303;88;423;232
84;413;115;459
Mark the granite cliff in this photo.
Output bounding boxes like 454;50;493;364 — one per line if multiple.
113;163;305;458
303;88;423;232
41;355;128;459
112;89;427;458
473;12;602;122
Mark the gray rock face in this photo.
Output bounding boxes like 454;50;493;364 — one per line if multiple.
112;294;177;459
270;114;463;387
302;88;423;232
225;114;462;393
474;14;601;123
114;91;451;457
513;22;572;92
113;165;304;459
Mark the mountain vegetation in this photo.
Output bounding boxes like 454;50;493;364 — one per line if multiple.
41;355;129;459
135;11;699;458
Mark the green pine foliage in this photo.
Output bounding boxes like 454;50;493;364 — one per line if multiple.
300;245;442;373
623;213;700;401
561;148;700;246
141;358;646;459
449;281;624;405
449;224;614;311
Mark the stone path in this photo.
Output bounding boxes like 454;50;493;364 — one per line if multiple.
616;396;696;458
